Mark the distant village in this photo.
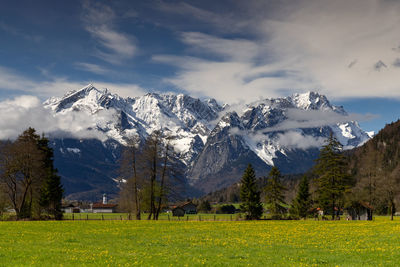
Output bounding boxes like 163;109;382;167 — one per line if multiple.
62;194;198;217
62;194;118;214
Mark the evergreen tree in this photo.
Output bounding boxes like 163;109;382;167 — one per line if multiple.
314;134;351;220
290;175;311;219
0;128;44;219
264;167;287;219
1;128;63;220
240;164;263;220
38;135;64;220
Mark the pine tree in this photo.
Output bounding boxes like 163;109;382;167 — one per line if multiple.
240;164;263;220
264;167;287;219
38;135;64;220
291;175;311;219
314;134;351;220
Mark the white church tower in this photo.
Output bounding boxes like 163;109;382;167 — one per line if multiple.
103;193;107;204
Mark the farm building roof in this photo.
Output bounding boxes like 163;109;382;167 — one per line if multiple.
92;203;118;209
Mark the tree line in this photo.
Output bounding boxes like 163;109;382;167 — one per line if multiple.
240;134;362;220
0;128;63;220
119;132;388;221
2;126;396;222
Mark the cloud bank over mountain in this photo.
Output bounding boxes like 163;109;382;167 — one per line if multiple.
0;94;116;140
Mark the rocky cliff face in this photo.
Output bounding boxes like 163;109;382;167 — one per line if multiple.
43;85;371;198
188;92;370;192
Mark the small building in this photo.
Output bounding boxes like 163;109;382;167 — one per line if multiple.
79;203;93;213
347;202;373;220
92;193;117;213
92;203;117;213
61;204;74;214
181;201;197;214
172;207;185;217
171;201;197;216
61;204;80;213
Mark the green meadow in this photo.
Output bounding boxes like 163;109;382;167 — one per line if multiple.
61;213;237;221
1;217;400;266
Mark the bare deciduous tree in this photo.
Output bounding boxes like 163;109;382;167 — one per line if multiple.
119;130;181;220
155;137;171;220
119;135;142;220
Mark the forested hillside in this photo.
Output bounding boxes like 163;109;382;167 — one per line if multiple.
347;120;400;215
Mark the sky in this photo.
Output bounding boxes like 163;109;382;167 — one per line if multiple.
1;0;400;134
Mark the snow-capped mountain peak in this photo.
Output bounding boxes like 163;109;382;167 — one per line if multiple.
43;86;371;194
289;91;332;111
44;84;114;113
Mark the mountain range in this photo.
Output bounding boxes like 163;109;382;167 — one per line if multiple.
42;85;371;200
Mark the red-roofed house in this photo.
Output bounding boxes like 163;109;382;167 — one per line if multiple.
92;193;117;213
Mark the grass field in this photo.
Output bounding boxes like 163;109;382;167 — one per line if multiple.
61;212;238;221
1;217;400;266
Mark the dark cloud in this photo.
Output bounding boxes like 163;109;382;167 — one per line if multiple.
393;58;400;67
374;60;387;71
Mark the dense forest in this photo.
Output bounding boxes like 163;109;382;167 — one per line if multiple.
346;120;400;218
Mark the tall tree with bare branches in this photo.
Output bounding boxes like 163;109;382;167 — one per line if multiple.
155;136;172;220
119;130;180;220
143;131;161;220
119;135;142;220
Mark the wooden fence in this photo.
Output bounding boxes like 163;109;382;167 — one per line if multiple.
61;213;247;221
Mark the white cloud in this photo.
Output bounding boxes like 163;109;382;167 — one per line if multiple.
0;65;146;99
74;62;109;75
393;58;400;68
264;109;376;133
263;0;400;99
275;131;326;150
154;0;400;103
230;127;326;150
0;95;117;140
82;1;137;64
0;66;87;97
156;2;250;34
92;81;146;99
180;32;259;61
227;106;375;150
153;53;308;102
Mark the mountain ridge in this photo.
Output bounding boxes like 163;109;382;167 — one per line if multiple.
42;85;370;198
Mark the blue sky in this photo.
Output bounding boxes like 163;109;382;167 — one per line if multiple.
1;0;400;133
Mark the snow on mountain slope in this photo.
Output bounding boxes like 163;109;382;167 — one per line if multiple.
213;92;370;169
44;84;369;166
44;85;371;194
44;84;222;166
